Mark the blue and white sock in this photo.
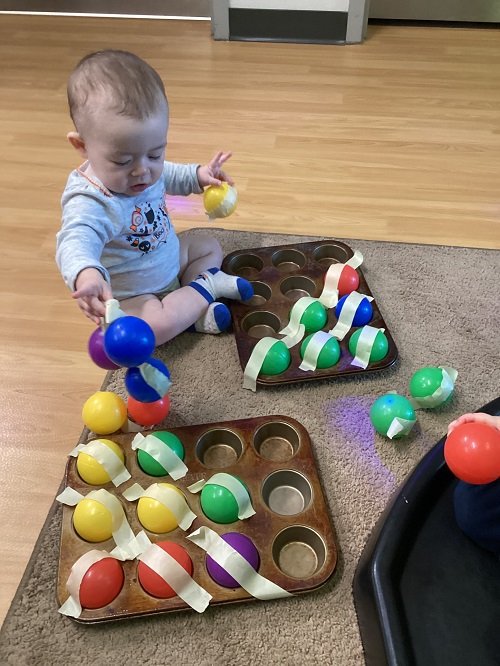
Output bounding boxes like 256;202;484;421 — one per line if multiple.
188;267;253;303
187;302;231;334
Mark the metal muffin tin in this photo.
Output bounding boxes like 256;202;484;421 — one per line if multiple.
57;415;338;623
221;239;398;386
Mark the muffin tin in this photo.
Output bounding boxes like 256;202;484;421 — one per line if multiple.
221;240;398;386
57;415;338;623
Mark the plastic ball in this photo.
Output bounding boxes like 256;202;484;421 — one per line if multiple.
73;498;113;542
203;183;238;220
88;328;120;370
324;264;360;296
137;484;186;533
206;533;260;588
297;301;328;335
335;294;373;327
260;340;291;376
125;358;170;403
370;393;416;439
78;557;124;609
137;431;185;477
300;333;340;369
77;438;125;485
200;475;250;524
104;316;155;368
444;422;500;485
82;391;128;435
410;367;454;408
138;541;193;599
128;394;171;428
348;327;389;363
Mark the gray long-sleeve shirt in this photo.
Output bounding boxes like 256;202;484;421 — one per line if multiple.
56;161;202;300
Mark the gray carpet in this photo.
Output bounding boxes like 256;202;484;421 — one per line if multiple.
1;229;499;666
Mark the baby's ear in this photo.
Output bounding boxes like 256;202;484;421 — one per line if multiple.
67;131;87;158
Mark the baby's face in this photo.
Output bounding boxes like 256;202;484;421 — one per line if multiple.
81;105;168;196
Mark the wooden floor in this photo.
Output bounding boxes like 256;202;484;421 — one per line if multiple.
0;14;499;627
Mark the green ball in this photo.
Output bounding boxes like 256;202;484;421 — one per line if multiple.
200;475;250;524
300;334;340;369
348;327;389;363
261;340;291;375
298;302;328;335
137;431;185;476
409;367;453;407
370;393;415;439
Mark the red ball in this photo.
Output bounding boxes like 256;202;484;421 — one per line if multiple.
138;542;193;599
338;265;360;296
444;422;500;485
79;557;124;609
128;394;171;427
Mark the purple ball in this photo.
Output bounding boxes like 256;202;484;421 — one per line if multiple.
88;328;120;370
206;533;260;588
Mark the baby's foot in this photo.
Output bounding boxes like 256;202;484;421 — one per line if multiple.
187;302;231;334
189;267;253;303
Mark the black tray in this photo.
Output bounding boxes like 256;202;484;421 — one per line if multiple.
353;396;500;666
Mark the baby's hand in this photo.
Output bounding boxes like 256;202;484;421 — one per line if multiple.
447;412;500;435
197;151;234;188
73;268;113;325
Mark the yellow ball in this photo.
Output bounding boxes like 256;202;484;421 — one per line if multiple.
73;498;113;542
77;438;125;486
137;483;185;533
203;183;238;220
82;391;128;435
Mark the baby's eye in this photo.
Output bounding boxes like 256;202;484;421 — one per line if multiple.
112;159;131;166
149;155;162;161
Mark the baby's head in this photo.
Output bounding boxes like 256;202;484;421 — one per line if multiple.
67;50;169;196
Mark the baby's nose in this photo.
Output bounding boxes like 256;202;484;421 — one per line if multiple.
131;162;148;176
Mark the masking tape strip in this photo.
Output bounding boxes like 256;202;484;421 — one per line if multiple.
58;550;114;618
279;296;318;336
56;486;84;506
243;337;282;392
329;292;373;341
280;323;306;349
105;298;127;324
69;440;131;487
87;489;143;560
132;432;188;480
205;185;237;220
187;527;293;601
410;366;458;409
189;473;255;520
139;543;212;613
350;326;385;369
138;362;171;398
319;264;342;308
122;483;196;531
346;249;364;269
121;419;145;433
298;331;333;371
387;417;416;439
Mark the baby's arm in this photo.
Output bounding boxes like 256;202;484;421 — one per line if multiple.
73;268;113;324
164;152;233;195
448;412;500;435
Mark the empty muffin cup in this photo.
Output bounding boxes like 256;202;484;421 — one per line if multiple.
241;311;281;339
279;276;317;300
248;281;272;306
312;243;349;266
227;253;264;279
253;421;300;462
272;526;327;579
261;470;312;516
196;429;244;469
271;249;306;272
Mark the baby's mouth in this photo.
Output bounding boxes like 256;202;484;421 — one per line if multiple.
130;183;148;193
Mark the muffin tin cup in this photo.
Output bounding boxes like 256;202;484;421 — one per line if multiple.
57;415;338;623
221;240;398;386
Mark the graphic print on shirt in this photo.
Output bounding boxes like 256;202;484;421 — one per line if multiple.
126;193;171;256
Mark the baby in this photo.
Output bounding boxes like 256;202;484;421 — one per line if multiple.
448;412;500;556
56;49;253;346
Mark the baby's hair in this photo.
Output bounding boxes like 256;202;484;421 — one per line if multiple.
67;49;167;132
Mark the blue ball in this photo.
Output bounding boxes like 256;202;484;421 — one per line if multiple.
125;358;171;402
335;294;373;327
104;316;156;368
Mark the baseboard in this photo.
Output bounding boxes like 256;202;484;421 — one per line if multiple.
229;8;348;44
